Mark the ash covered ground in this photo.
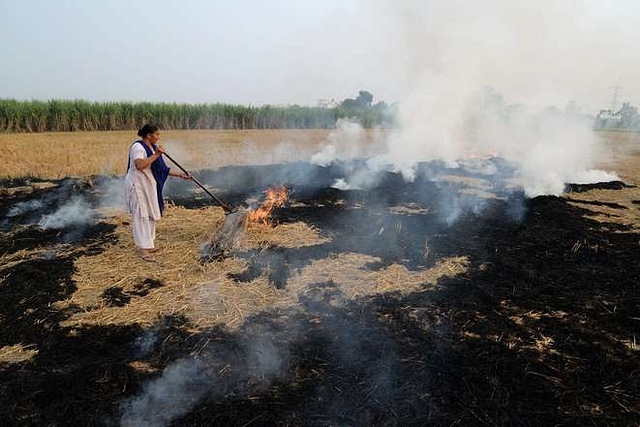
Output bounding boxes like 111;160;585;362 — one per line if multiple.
0;158;639;427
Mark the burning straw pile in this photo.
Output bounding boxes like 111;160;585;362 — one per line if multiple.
199;186;289;263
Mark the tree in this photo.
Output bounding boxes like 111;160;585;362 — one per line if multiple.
618;102;639;129
341;90;374;109
341;98;359;108
356;90;373;108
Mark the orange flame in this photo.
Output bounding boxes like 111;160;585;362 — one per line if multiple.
247;186;288;225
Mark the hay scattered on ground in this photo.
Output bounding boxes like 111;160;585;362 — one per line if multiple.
283;253;469;303
0;343;39;364
65;201;460;332
65;206;224;327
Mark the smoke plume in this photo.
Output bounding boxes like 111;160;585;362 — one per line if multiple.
311;119;368;166
119;318;296;427
94;176;125;211
314;1;622;198
120;358;212;427
119;285;401;426
38;196;94;229
7;200;45;218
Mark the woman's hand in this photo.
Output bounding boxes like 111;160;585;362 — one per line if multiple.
171;171;191;180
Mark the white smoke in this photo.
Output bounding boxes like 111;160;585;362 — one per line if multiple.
311;120;392;190
381;1;620;196
442;193;491;226
96;176;125;211
261;139;309;165
162;140;194;168
120;358;211;427
243;333;286;379
570;169;620;184
312;1;622;197
331;178;355;190
119;285;402;426
38;196;94;229
374;0;638;112
311;118;367;166
381;82;617;196
311;144;338;167
120;318;296;427
7;200;45;217
133;330;160;358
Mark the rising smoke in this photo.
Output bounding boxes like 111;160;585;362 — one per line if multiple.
313;0;621;199
119;312;301;427
95;176;126;211
311;119;367;166
119;285;400;427
120;358;212;427
38;195;94;229
2;178;126;240
7;200;45;218
4;181;85;226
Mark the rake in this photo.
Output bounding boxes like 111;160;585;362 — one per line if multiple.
162;152;235;213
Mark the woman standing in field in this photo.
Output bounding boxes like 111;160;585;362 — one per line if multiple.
124;123;190;262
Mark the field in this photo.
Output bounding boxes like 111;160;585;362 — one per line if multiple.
0;129;639;426
0;129;342;179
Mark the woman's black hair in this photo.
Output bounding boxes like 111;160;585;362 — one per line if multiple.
137;123;159;138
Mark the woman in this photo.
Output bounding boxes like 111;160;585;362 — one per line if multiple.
124;123;190;261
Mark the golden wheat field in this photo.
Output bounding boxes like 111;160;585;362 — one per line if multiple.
0;128;637;180
0;129;347;179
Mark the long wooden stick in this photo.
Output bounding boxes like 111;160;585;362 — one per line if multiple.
163;152;233;213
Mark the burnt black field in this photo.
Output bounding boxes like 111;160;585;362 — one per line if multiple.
1;159;639;427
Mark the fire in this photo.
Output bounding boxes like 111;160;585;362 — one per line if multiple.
247;186;288;224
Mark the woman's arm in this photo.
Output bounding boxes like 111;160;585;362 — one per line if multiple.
133;143;166;171
134;150;163;171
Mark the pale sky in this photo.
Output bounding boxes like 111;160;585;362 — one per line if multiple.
2;0;639;114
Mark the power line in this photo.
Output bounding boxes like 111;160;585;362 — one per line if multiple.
609;84;622;112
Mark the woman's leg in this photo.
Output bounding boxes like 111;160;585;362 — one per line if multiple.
132;213;156;257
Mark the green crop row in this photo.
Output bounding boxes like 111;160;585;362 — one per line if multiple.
0;99;394;133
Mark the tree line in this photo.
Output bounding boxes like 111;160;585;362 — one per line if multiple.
0;97;394;133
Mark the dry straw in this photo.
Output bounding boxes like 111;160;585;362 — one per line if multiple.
61;200;470;332
0;129;333;179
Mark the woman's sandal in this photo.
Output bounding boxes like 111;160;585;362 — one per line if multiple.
140;255;157;262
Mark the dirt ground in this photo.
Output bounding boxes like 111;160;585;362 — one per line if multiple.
0;130;639;426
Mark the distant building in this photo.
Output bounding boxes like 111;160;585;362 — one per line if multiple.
594;109;623;129
597;109;622;120
317;98;340;109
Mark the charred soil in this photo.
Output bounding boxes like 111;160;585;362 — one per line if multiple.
0;158;639;427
